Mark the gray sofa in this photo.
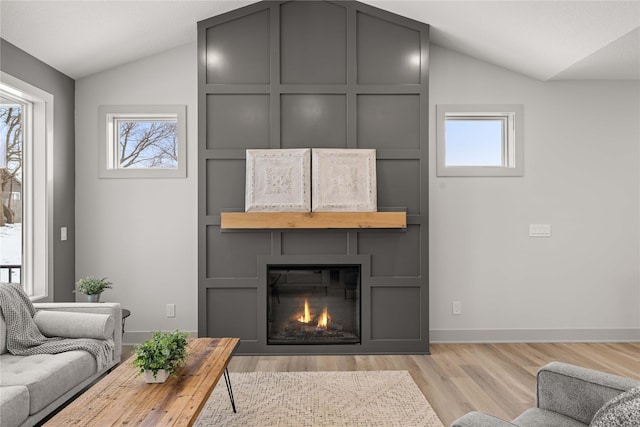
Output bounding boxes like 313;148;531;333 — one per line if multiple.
0;302;122;427
451;361;640;427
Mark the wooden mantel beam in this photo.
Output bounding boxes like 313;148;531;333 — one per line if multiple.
220;211;407;229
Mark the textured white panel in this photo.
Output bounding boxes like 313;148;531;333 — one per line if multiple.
312;149;377;212
245;149;311;212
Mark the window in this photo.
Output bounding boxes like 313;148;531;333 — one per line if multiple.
99;105;186;178
0;95;24;284
1;72;53;299
436;104;523;177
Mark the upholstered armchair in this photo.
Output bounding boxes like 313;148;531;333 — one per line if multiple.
451;362;640;427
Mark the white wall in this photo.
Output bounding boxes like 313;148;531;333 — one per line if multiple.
429;44;640;342
75;43;198;343
75;41;640;344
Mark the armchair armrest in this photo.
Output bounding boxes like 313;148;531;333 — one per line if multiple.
450;411;517;427
33;302;122;363
536;362;640;425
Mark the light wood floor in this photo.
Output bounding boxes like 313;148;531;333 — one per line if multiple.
224;343;640;426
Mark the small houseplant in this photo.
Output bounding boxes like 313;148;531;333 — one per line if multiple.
76;276;112;302
132;330;190;383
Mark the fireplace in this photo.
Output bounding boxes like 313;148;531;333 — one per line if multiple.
267;265;361;345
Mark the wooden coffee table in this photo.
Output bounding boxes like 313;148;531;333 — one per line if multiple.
46;337;240;426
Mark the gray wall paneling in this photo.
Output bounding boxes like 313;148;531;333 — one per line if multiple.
198;1;429;354
0;39;76;302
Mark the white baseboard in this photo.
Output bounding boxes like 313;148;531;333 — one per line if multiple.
125;329;640;345
430;328;640;343
123;330;198;346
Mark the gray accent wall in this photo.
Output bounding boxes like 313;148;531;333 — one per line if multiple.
198;1;429;354
1;39;76;302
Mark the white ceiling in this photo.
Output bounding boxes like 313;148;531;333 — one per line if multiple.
1;0;638;81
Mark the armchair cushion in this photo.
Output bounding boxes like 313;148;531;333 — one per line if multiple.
514;408;588;427
590;386;640;427
33;310;114;340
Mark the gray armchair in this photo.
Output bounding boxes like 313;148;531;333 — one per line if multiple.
451;362;640;427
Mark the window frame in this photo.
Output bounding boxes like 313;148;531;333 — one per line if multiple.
98;105;186;178
436;104;524;177
1;72;54;301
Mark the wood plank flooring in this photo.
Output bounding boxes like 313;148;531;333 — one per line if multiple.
225;343;640;426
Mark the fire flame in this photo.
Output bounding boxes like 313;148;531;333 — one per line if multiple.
298;300;312;323
317;307;329;330
296;300;330;330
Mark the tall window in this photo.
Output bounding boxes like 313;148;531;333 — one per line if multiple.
0;73;52;299
0;94;25;284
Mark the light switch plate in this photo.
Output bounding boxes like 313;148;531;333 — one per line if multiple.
166;304;176;317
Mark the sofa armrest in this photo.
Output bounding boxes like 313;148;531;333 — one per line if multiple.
450;411;517;427
536;361;640;425
33;302;122;363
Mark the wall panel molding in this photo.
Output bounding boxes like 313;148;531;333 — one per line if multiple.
198;0;429;354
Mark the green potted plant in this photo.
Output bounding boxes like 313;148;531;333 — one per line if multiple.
131;330;190;383
76;276;112;302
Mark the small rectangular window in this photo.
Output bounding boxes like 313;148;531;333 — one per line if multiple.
99;106;186;178
436;105;523;177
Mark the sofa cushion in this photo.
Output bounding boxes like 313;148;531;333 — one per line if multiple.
514;408;587;427
0;385;30;427
34;310;115;340
0;351;96;414
590;386;640;427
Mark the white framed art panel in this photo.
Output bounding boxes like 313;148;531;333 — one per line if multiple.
312;149;377;212
245;149;311;212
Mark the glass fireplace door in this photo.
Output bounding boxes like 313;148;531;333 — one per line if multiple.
267;265;361;345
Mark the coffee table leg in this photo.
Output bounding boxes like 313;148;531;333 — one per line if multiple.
223;368;237;413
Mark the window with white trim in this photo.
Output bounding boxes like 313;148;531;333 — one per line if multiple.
1;73;53;300
99;105;186;178
436;104;523;177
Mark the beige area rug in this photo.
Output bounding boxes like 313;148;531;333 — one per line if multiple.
194;370;444;427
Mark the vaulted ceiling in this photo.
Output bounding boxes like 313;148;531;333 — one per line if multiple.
1;1;638;81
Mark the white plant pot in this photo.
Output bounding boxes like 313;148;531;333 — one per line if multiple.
144;369;169;383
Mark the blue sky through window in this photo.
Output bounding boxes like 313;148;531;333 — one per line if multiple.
445;119;503;167
117;120;178;169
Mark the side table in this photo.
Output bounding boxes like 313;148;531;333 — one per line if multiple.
122;308;131;334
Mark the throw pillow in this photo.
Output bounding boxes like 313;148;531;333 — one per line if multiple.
33;310;115;340
590;386;640;427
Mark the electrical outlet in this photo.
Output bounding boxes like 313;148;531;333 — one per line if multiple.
452;301;462;315
529;224;551;237
166;304;176;317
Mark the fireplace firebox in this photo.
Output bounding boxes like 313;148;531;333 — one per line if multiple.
267;265;361;345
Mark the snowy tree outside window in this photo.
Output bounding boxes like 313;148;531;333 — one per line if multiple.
0;100;24;284
116;119;178;169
